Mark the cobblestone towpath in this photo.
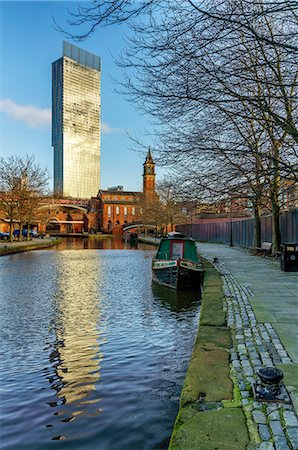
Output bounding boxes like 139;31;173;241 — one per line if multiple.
197;242;298;450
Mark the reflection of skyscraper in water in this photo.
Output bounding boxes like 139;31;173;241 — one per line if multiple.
48;253;104;420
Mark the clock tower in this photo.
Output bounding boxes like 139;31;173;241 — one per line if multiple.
143;148;156;203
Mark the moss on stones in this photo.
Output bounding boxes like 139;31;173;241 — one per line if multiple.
181;346;232;405
169;407;249;450
169;258;250;449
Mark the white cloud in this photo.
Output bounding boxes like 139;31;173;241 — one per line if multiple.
101;123;123;135
0;98;123;134
0;99;51;128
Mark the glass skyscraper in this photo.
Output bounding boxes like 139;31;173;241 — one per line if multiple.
52;42;101;198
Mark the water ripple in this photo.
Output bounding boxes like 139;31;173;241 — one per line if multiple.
0;244;200;450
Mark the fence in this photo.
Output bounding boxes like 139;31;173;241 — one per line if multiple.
176;209;298;249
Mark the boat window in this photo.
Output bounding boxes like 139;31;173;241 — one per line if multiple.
171;242;184;260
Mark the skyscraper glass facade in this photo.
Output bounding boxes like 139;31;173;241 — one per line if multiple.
52;42;101;198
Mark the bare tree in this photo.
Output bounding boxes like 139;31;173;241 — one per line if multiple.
60;0;298;252
0;156;49;241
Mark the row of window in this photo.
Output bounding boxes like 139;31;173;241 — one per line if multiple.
107;206;136;216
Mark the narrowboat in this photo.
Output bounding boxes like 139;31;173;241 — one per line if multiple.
152;232;203;290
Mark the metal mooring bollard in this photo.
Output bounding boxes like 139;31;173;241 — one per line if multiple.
254;367;284;401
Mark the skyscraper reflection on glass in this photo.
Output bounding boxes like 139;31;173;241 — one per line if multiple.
52;42;101;198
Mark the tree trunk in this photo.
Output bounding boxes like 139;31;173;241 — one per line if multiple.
26;223;30;241
19;223;23;241
271;196;281;254
9;222;13;242
253;204;261;248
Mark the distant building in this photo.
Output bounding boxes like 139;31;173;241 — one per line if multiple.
98;148;156;232
143;148;156;203
52;42;101;199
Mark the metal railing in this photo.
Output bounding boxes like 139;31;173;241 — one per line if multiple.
176;209;298;248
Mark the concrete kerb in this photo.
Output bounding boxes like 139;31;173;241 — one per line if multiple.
0;238;62;256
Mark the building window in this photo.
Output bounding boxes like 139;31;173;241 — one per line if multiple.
108;206;111;217
124;206;128;217
116;206;120;215
132;207;135;216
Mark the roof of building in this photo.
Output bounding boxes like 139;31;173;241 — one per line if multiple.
144;147;154;164
63;41;101;71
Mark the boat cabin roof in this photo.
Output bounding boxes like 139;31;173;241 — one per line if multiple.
156;237;198;262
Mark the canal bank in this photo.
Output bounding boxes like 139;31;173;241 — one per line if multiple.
139;236;298;449
169;258;249;450
0;237;62;256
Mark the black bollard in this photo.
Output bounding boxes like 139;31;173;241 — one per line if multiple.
254;367;284;401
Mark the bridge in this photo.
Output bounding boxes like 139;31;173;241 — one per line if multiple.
38;202;88;214
123;223;157;232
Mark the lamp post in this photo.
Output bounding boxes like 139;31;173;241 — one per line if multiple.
229;193;233;247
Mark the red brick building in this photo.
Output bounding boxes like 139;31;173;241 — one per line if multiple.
98;148;156;233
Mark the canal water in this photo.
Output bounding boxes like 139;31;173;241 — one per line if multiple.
0;238;201;450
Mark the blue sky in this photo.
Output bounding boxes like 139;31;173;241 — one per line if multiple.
0;1;157;192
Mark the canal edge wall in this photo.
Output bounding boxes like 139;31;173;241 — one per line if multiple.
168;259;250;450
0;238;63;256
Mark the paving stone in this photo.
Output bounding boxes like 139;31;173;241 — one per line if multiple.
281;357;292;364
239;348;248;356
270;420;284;436
282;404;293;411
261;332;270;341
253;402;263;410
238;344;247;350
274;435;290;450
268;410;280;421
259;443;274;450
241;390;250;398
246;376;256;386
253;410;267;424
232;360;241;369
262;358;274;367
259;424;271;441
267;404;279;413
242;360;252;368
286;427;298;449
238;381;246;390
251;358;262;367
244;367;254;377
283;410;298;428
